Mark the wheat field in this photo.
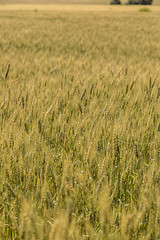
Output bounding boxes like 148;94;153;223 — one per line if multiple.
0;0;160;5
0;5;160;240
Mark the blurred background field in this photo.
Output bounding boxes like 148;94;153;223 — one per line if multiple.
0;0;110;4
0;4;159;10
0;0;113;4
0;0;160;5
0;4;160;240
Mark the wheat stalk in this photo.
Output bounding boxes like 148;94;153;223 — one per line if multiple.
2;64;10;123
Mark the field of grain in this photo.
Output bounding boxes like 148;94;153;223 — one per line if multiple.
0;0;160;5
0;5;160;240
0;0;110;5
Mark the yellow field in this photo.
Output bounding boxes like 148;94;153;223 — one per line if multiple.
0;5;160;240
0;0;160;5
0;4;159;10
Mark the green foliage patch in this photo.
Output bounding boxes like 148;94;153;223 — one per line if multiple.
139;7;151;12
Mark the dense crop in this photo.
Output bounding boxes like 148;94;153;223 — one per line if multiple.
0;6;160;239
